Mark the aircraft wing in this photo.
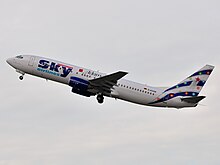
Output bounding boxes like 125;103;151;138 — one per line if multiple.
88;71;128;95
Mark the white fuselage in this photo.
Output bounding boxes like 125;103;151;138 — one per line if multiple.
6;55;198;108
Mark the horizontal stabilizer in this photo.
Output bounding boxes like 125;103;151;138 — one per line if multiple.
181;96;206;104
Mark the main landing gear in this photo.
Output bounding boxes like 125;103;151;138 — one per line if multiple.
97;94;104;104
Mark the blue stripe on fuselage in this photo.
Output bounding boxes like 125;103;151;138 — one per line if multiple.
164;81;193;93
149;92;199;104
70;77;89;85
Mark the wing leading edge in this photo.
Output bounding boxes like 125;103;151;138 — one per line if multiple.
88;71;128;95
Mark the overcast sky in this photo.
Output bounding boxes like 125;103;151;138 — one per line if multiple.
1;0;220;164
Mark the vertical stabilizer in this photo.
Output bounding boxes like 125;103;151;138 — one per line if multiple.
163;64;214;96
149;65;214;106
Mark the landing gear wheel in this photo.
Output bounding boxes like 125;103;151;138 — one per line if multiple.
19;76;23;80
97;94;104;104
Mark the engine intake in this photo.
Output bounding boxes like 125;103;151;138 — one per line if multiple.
69;77;94;97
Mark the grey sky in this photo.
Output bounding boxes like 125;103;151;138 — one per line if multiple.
1;0;220;164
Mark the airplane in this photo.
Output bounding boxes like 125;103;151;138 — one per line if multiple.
6;55;214;109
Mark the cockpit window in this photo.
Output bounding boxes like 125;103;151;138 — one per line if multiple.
16;55;23;59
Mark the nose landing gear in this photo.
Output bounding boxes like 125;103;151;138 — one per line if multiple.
19;75;24;80
97;94;104;104
16;69;25;81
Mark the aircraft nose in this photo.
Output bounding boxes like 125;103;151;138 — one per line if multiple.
6;58;13;66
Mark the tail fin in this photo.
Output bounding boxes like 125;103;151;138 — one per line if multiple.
163;65;214;97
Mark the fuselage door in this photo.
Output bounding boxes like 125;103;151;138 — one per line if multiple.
28;56;35;66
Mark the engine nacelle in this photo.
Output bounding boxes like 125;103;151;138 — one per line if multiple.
69;77;94;97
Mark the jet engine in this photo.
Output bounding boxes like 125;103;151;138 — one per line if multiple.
69;77;94;97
